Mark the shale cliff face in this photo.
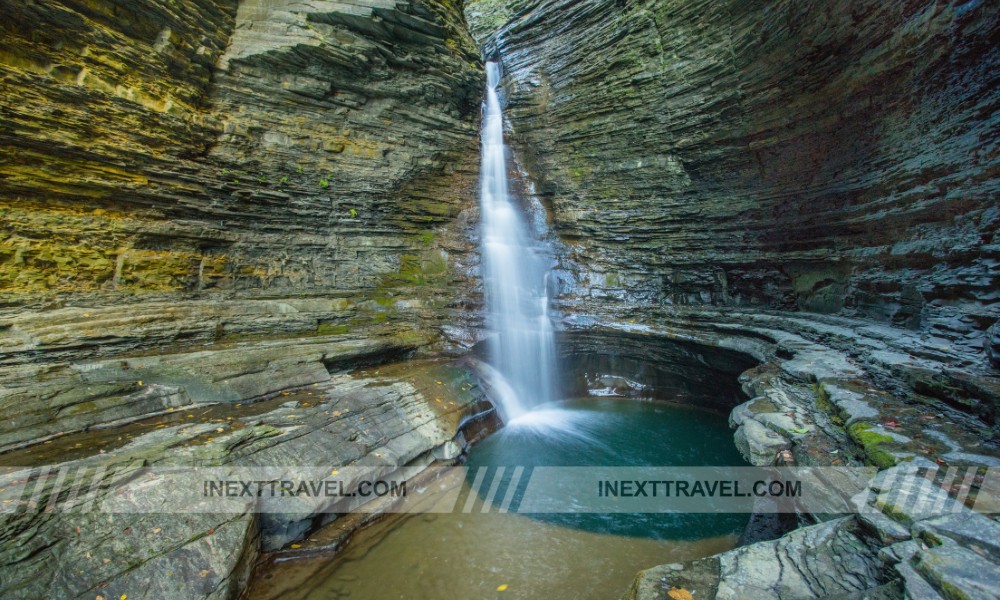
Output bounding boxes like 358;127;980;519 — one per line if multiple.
0;0;485;447
0;5;490;597
1;0;482;329
469;0;999;359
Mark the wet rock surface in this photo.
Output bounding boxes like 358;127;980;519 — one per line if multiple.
0;300;435;451
571;309;1000;599
0;358;491;599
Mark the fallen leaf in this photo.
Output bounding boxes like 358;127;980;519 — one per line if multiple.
496;584;509;592
153;528;161;534
199;569;210;578
667;587;693;600
290;544;302;549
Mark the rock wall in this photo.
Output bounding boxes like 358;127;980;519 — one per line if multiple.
1;0;483;341
0;0;486;445
468;0;999;360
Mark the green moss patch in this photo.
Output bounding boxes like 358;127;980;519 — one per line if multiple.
848;422;898;469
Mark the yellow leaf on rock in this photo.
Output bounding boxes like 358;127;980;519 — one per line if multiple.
290;544;302;549
496;584;509;592
667;587;693;600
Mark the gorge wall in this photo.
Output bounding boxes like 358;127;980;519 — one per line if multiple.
1;0;483;342
0;0;487;447
468;0;999;362
0;6;493;597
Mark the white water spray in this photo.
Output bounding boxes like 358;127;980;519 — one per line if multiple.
479;61;558;422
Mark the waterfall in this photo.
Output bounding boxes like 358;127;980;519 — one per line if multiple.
479;61;558;422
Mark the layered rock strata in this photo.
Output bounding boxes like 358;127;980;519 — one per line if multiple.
2;0;482;309
469;0;999;359
0;358;492;599
1;0;486;472
0;1;489;598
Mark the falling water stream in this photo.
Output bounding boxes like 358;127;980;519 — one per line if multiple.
479;61;557;422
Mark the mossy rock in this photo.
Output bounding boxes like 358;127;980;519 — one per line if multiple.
316;323;351;336
848;422;898;469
